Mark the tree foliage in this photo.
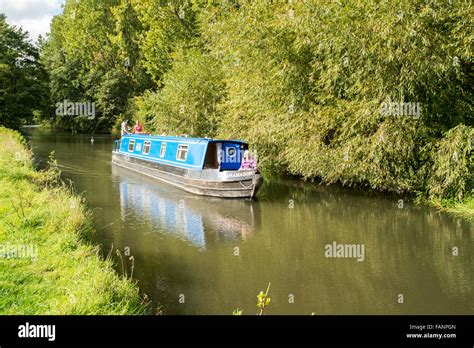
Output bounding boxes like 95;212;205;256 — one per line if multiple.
0;14;48;128
38;0;472;200
134;47;224;137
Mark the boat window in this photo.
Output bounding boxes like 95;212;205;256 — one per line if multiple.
128;139;135;152
176;144;188;161
160;142;167;157
142;141;151;155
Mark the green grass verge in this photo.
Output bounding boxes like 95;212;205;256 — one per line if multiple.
428;197;474;220
0;127;147;314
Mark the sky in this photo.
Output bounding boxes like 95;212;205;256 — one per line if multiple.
0;0;64;43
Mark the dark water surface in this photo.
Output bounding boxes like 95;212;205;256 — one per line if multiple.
25;129;473;315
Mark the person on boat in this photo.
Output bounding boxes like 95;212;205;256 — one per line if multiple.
121;120;130;136
133;120;144;134
240;150;257;170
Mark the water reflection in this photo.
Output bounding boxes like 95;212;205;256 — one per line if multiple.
112;166;257;249
24;129;473;315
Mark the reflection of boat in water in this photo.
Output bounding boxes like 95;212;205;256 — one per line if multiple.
112;134;263;198
112;165;258;249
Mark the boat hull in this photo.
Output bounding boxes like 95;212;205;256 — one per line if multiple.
112;152;263;198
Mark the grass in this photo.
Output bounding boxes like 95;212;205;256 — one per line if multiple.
0;127;147;314
428;196;474;220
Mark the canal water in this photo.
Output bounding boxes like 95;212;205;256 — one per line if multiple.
25;129;473;315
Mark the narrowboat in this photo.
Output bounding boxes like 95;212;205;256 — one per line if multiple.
112;134;263;198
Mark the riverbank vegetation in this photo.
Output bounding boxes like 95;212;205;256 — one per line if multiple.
0;127;146;314
0;1;472;216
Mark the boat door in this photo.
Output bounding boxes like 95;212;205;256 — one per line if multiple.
220;142;244;171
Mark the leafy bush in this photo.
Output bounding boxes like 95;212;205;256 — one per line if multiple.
426;125;473;200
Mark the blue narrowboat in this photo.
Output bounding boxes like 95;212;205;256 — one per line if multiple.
112;134;263;198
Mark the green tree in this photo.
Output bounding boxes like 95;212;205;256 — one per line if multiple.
0;14;48;128
41;0;150;133
134;47;225;137
39;0;473;201
199;0;472;198
130;0;200;85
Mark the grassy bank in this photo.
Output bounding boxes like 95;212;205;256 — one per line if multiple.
427;197;474;220
0;127;146;314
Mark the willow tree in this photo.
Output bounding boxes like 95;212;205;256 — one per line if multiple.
198;0;472;199
40;0;472;200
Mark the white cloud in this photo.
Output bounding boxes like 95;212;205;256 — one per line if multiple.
0;0;64;43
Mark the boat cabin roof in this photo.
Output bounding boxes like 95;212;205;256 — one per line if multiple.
122;134;247;146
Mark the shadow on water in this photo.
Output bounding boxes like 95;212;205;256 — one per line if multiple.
23;129;473;315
